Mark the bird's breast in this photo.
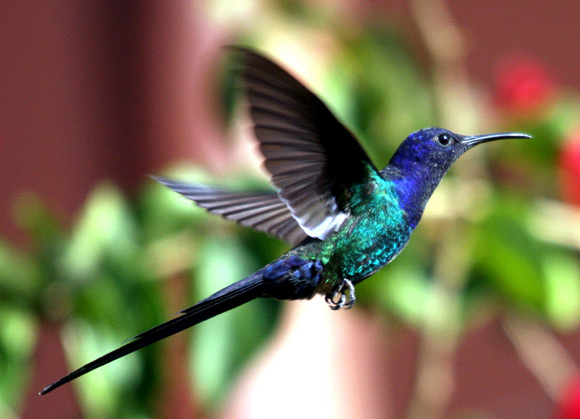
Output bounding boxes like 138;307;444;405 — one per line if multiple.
326;184;413;283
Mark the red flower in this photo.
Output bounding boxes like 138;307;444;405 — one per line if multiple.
556;376;580;419
559;130;580;207
494;56;555;115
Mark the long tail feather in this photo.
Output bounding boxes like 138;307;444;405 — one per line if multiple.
40;274;263;395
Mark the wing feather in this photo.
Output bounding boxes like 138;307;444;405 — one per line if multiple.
153;177;307;245
234;48;379;240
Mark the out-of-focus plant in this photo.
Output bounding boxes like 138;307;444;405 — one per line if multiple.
2;1;580;417
0;172;283;417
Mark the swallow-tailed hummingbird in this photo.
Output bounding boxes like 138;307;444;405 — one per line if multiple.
40;48;530;395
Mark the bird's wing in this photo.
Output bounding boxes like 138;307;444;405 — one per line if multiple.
234;48;379;240
152;177;307;246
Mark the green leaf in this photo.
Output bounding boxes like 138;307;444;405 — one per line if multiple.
471;199;545;310
0;308;36;411
0;240;41;306
542;249;580;330
61;183;138;281
64;319;142;418
191;233;278;407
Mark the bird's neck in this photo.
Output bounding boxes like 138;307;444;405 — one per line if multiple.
384;160;443;229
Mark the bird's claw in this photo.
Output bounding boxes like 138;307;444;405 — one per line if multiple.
325;278;356;310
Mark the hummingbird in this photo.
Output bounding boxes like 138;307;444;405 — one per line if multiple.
40;47;530;395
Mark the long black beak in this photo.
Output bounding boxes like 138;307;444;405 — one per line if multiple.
462;132;532;147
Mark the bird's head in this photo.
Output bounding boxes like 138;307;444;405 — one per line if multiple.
389;127;531;177
387;127;531;228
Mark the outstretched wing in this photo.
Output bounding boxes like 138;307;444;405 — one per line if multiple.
234;48;379;240
152;177;307;246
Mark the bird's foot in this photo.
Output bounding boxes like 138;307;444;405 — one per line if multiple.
325;278;356;310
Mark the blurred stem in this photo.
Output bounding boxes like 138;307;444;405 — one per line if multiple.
0;400;19;419
405;220;470;419
406;0;476;417
528;199;580;251
410;0;481;132
157;271;198;418
503;315;579;400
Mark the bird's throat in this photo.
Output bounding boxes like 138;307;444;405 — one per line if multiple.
392;167;441;229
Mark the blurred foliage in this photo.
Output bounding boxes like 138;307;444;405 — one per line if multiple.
0;171;283;417
2;1;580;417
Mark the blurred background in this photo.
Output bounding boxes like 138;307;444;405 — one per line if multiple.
2;1;580;418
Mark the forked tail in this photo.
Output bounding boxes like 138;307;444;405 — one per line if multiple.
40;274;263;395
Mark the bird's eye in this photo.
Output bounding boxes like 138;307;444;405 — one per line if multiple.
436;133;451;146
